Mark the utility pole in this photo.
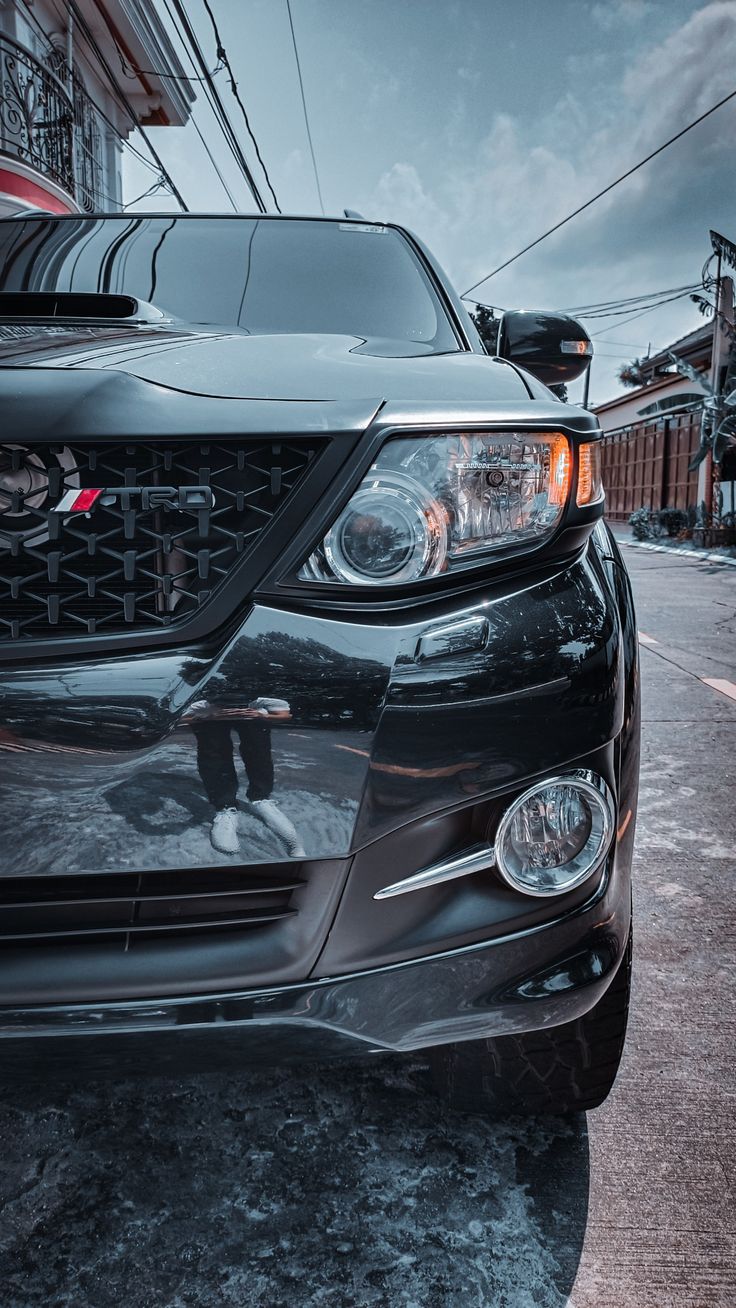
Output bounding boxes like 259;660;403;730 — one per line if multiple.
697;259;735;516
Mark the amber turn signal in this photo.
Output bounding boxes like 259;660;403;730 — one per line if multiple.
548;434;572;508
577;442;603;506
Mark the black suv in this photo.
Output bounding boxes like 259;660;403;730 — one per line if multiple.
0;214;638;1113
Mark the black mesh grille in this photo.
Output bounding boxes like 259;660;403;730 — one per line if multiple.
0;439;322;642
0;867;304;947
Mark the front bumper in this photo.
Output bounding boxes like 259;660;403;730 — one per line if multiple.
0;856;630;1079
0;533;639;1022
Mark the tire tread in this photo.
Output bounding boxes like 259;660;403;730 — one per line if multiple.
430;931;632;1115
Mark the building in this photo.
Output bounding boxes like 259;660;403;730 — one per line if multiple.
0;0;194;216
592;322;712;520
594;322;712;435
593;315;736;522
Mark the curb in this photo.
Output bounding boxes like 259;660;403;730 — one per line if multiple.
612;537;736;569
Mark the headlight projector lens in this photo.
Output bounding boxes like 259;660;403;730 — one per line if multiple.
323;471;448;585
494;770;615;896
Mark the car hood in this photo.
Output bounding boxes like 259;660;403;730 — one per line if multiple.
0;322;531;404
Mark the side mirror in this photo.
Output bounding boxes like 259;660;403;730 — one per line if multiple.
498;310;592;385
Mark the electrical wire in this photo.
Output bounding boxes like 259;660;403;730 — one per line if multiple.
462;86;736;295
562;283;701;315
165;0;252;200
591;338;649;348
110;37;223;83
581;290;699;322
122;175;171;209
461;296;507;313
463;284;700;322
200;0;281;212
590;297;697;337
67;0;189;210
169;0;268;212
285;0;325;215
162;0;238;211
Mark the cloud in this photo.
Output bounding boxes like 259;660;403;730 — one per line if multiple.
591;0;653;30
371;162;450;246
364;2;736;400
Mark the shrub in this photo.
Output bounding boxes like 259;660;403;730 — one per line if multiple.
629;508;653;540
629;506;689;539
658;508;688;537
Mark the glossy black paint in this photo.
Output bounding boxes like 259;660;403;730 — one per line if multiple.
498;310;593;385
0;213;639;1068
1;856;630;1078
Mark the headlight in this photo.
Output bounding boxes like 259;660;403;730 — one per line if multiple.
494;770;615;897
299;430;572;585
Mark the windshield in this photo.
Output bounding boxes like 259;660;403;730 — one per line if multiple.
0;215;458;353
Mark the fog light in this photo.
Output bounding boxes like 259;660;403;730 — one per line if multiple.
495;770;614;897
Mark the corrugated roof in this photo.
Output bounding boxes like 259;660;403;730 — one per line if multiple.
645;320;712;368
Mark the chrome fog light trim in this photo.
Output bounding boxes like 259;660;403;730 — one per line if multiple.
374;842;495;900
494;770;615;898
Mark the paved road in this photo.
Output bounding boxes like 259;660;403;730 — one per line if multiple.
573;540;736;1307
1;543;734;1308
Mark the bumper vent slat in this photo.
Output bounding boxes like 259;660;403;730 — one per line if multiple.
0;868;304;948
0;439;322;643
1;908;297;943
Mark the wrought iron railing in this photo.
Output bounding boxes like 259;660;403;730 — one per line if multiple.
0;32;108;210
0;32;75;194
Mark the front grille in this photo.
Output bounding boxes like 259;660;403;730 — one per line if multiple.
0;438;321;642
0;867;304;947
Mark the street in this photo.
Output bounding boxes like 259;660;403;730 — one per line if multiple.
1;542;735;1308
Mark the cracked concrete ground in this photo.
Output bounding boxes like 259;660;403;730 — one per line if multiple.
1;544;734;1307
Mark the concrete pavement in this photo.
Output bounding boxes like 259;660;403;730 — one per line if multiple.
569;542;736;1307
1;544;734;1308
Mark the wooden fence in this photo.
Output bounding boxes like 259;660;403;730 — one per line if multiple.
599;411;701;521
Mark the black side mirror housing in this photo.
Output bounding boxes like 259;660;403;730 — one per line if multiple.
498;310;592;385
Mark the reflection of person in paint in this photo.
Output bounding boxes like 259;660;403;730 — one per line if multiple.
186;697;305;857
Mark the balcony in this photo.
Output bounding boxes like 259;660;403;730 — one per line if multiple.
0;31;107;211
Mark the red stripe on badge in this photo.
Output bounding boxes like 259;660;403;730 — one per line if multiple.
69;488;104;511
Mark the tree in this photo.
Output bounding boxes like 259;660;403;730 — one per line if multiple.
470;304;499;354
618;358;646;389
668;341;736;472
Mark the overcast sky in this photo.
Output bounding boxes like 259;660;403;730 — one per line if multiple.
125;0;736;404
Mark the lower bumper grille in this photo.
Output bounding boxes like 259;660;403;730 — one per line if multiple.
0;867;304;947
0;437;322;643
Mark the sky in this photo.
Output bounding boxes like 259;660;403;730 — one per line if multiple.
124;0;736;405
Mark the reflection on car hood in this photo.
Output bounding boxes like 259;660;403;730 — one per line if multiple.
0;323;531;403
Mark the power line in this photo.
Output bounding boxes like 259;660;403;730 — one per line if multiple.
461;296;506;312
581;289;698;322
463;86;736;295
110;36;223;83
165;0;252;205
591;338;649;348
200;0;281;211
463;283;700;321
591;296;697;337
67;0;189;210
285;0;325;215
169;0;268;212
123;176;171;209
162;0;238;211
562;283;701;315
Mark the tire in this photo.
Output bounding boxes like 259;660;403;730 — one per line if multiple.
429;930;632;1116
